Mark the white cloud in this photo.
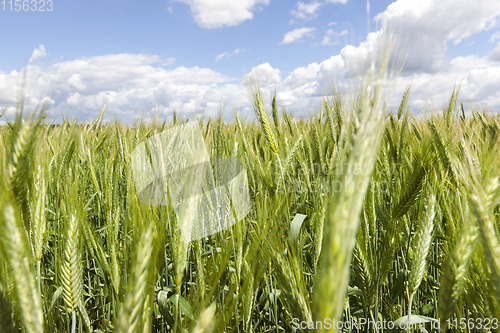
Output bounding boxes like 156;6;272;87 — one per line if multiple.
375;0;500;74
325;0;349;4
174;0;270;28
388;56;500;115
67;74;86;90
246;63;281;86
29;45;47;63
215;48;244;62
67;92;84;106
3;51;500;123
283;55;344;92
321;29;348;45
489;42;500;61
291;1;322;20
280;27;316;44
0;50;237;123
340;31;381;78
491;31;500;42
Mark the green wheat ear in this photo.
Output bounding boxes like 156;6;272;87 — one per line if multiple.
60;214;83;313
408;191;436;317
0;197;44;333
397;84;411;120
0;109;45;333
115;221;156;333
254;91;279;156
459;139;500;318
438;196;478;324
445;85;460;128
313;32;395;332
272;90;279;128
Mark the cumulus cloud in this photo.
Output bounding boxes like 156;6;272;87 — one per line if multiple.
174;0;270;28
285;56;341;87
67;74;86;90
490;31;500;42
388;55;500;116
291;1;322;20
0;50;238;123
339;31;382;78
325;0;349;4
375;0;500;74
489;42;500;61
215;48;244;62
246;63;281;86
3;51;500;123
29;45;47;63
280;27;316;44
321;29;348;45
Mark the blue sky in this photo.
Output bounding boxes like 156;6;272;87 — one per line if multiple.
1;0;500;123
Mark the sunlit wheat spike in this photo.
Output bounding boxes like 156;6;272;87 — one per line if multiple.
272;92;279;128
91;104;106;131
466;179;500;317
429;120;456;185
115;223;155;333
325;100;337;144
446;85;460;128
254;92;279;156
8;118;30;179
408;192;435;304
391;160;426;220
457;138;500;317
313;126;322;165
438;206;478;323
32;172;47;262
313;31;395;332
60;214;83;314
460;101;466;120
7;115;41;231
0;198;44;333
282;108;295;135
333;94;343;142
397;84;411;120
282;134;304;177
352;243;376;310
397;107;409;164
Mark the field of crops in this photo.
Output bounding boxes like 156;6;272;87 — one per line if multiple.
1;67;500;332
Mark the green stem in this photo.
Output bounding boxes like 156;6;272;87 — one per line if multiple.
71;311;76;333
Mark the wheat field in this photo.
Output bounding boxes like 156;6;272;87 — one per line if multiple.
1;69;500;333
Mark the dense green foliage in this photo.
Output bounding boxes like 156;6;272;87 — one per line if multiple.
1;83;500;333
